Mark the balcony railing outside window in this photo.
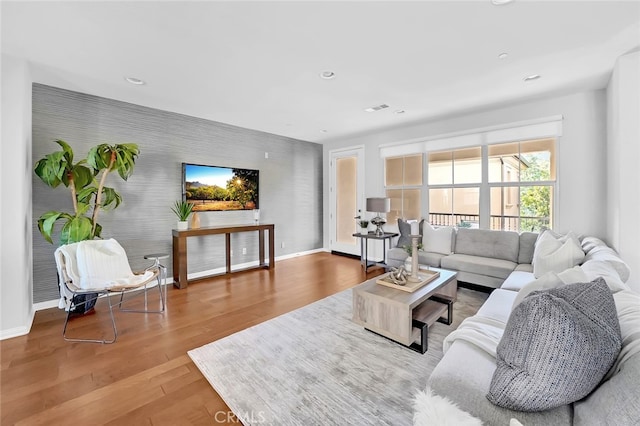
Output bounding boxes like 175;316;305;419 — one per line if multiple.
428;213;549;232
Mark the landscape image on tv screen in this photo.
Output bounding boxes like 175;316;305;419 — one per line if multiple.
183;163;259;212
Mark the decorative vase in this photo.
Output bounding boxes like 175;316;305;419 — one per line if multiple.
360;226;369;234
404;256;412;272
177;220;188;231
191;212;200;229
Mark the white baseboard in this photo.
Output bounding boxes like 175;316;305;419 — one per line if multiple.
34;299;60;311
31;249;326;311
0;308;35;340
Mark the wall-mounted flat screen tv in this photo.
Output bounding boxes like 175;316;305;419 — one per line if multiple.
182;163;259;211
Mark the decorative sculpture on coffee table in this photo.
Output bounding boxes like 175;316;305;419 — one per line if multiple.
388;265;408;286
407;220;425;283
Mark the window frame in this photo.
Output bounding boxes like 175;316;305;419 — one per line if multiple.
425;139;557;232
384;154;423;224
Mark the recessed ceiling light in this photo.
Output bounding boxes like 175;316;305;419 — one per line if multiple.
364;104;389;113
491;0;514;5
124;77;145;85
319;71;336;80
524;74;541;82
498;52;509;60
321;129;328;133
395;110;405;114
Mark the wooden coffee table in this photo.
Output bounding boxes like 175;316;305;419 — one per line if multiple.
352;267;457;353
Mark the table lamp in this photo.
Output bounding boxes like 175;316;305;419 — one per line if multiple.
366;197;390;236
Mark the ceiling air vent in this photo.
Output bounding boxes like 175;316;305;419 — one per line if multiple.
364;104;389;112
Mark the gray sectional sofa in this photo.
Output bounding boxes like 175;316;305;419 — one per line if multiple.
394;226;639;424
388;227;538;289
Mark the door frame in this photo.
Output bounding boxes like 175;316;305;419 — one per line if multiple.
329;145;365;256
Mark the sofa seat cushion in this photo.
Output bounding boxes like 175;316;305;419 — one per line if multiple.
387;247;409;263
501;271;535;291
475;289;518;324
574;352;640;426
488;278;622;412
429;340;572;426
417;251;446;268
454;228;520;263
513;263;533;273
441;254;516;280
574;289;640;424
388;247;445;268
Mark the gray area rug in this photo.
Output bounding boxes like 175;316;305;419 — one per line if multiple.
188;287;488;425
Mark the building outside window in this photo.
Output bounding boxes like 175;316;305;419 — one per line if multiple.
427;147;481;228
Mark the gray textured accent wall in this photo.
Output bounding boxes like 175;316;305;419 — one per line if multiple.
32;84;323;303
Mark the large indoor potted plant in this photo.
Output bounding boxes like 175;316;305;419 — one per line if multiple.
34;139;140;313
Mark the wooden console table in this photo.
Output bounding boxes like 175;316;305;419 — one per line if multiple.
172;224;275;289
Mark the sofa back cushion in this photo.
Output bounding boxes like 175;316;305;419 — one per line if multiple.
454;228;519;263
518;232;538;264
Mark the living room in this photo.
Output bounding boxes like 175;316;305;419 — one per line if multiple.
2;1;639;424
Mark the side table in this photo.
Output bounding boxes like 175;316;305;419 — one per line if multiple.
352;232;399;272
143;253;169;312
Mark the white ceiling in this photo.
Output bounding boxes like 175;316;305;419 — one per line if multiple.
2;1;639;144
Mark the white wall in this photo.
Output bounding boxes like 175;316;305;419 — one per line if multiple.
607;50;640;292
1;54;34;339
323;90;609;249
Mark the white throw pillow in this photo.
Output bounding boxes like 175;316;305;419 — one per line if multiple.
557;265;589;284
422;223;454;255
76;239;134;289
413;387;482;426
512;272;563;308
533;231;585;278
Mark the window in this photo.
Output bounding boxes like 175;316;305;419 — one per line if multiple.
385;154;422;225
488;138;555;232
427;147;481;228
426;138;556;232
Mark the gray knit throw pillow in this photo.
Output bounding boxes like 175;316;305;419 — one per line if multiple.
487;278;621;411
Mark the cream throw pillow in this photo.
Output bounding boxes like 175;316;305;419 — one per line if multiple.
513;266;590;308
77;239;134;289
533;231;585;278
422;223;454;255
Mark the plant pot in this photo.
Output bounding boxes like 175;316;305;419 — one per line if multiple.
177;220;189;230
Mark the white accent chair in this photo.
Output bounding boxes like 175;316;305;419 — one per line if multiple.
54;239;166;343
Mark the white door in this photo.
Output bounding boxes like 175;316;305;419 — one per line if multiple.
329;146;365;256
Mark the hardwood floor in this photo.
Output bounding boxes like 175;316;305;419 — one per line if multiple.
1;252;384;425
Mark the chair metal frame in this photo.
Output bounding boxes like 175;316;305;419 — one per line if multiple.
58;255;166;344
